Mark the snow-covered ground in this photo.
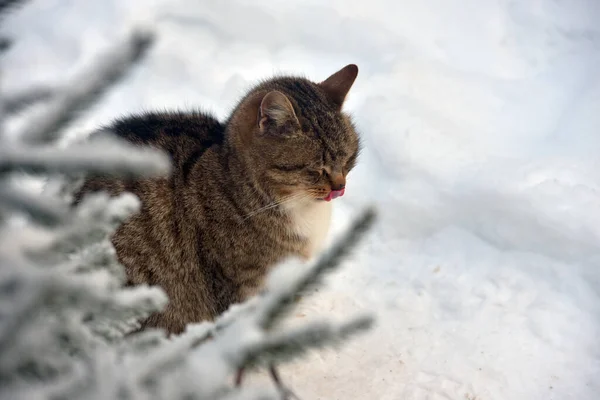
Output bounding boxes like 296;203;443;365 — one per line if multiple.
3;0;600;398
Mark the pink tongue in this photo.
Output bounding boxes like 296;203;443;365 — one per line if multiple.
323;188;345;202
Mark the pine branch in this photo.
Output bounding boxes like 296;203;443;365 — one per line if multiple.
2;85;54;115
87;287;168;341
0;37;11;53
0;183;68;227
0;276;45;358
19;30;154;144
256;207;376;330
189;300;259;349
134;323;214;386
216;389;276;400
123;329;165;354
0;135;171;177
60;241;120;275
0;268;165;359
234;314;373;370
0;0;30;17
51;240;126;288
26;193;141;263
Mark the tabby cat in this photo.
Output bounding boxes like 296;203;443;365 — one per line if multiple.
74;64;361;334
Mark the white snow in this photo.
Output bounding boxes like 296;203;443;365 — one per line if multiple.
3;0;600;398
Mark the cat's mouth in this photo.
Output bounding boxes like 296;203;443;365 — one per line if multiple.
322;188;345;202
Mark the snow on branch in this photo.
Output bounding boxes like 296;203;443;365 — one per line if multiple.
0;0;30;17
19;30;154;144
230;314;373;370
0;135;171;177
0;181;68;226
25;193;143;265
1;85;55;116
0;37;10;53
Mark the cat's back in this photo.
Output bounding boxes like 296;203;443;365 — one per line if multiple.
74;110;225;203
109;110;225;168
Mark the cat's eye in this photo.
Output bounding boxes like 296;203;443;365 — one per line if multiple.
306;169;323;182
272;164;309;173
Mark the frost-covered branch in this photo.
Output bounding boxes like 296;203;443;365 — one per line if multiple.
19;30;154;144
233;314;373;370
0;37;10;53
28;193;142;263
0;135;170;177
0;0;30;17
0;182;68;226
2;85;54;115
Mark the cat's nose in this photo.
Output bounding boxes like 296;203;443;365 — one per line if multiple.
330;173;346;191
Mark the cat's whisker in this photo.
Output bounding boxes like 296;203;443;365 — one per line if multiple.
242;203;279;220
242;194;304;220
242;192;311;220
274;193;312;210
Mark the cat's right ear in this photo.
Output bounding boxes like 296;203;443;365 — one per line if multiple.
258;91;299;134
319;64;359;109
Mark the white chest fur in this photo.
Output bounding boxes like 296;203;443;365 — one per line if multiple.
284;199;332;260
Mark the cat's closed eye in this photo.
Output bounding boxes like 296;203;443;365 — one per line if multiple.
271;164;309;173
306;169;323;183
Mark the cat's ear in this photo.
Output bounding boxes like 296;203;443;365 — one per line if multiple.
258;90;299;134
319;64;359;109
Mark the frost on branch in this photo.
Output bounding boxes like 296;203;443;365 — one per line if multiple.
18;30;154;145
0;6;377;399
0;136;171;178
0;21;173;397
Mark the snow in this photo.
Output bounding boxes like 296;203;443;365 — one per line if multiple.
3;0;600;399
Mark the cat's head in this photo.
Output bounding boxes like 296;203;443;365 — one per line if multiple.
227;64;361;203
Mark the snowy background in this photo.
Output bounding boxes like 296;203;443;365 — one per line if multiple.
3;0;600;399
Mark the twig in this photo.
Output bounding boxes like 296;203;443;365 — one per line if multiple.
2;86;54;115
268;365;300;400
0;0;30;17
19;30;154;144
0;182;68;226
0;137;170;177
234;315;373;370
0;37;11;53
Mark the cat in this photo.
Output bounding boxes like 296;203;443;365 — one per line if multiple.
74;64;361;335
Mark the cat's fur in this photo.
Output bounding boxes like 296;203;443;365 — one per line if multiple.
74;64;361;335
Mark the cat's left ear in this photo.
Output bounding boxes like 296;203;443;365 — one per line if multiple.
319;64;359;109
258;90;299;134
